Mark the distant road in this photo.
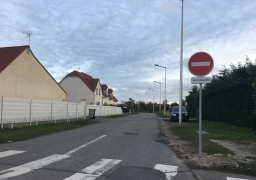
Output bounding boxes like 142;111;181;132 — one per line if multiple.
0;113;255;180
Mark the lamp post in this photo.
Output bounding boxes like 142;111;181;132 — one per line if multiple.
136;93;140;112
154;64;166;115
123;96;127;104
179;0;184;127
153;81;161;113
149;89;154;113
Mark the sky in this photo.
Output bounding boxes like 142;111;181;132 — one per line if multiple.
1;0;256;104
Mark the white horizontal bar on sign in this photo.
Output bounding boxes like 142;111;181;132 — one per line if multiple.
192;62;210;67
0;150;25;158
191;77;212;84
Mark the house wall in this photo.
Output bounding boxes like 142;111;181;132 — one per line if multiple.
0;49;66;101
94;82;103;105
59;76;94;104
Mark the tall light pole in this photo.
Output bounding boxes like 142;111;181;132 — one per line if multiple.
149;89;154;113
153;81;161;113
179;0;184;127
154;64;166;115
136;93;140;112
123;96;127;104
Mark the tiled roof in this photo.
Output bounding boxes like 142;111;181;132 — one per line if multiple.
108;89;113;93
102;91;107;97
86;78;100;91
0;45;28;73
101;84;108;90
113;95;118;102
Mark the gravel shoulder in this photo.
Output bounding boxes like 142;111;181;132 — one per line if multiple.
158;118;255;174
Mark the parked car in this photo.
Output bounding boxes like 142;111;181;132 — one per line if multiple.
170;106;189;122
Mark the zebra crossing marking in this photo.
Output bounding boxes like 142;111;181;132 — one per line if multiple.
153;164;178;180
0;154;70;179
64;158;122;180
0;150;25;158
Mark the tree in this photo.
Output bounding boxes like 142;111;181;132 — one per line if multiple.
185;85;198;117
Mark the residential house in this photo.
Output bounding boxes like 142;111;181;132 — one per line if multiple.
102;84;118;105
59;70;118;105
0;45;66;101
59;70;102;105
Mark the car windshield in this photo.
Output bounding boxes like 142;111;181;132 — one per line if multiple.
172;106;187;112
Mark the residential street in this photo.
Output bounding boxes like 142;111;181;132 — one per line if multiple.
0;113;255;180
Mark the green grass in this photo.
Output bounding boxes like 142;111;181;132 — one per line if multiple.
155;112;170;118
170;120;256;176
170;120;256;155
0;119;96;144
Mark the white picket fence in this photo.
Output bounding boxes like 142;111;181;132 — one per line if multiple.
0;97;123;129
87;105;123;117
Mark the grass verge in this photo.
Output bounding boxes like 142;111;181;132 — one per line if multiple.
170;120;256;154
169;120;256;176
155;112;170;118
0;119;96;144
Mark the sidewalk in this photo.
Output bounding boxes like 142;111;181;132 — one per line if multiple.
210;139;256;157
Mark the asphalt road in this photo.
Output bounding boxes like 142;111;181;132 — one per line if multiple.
0;113;255;180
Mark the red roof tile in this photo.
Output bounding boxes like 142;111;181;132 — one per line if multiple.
0;45;28;73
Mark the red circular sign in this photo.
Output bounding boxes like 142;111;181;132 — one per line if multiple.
188;52;214;76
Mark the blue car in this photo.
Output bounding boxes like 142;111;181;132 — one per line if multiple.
170;106;189;122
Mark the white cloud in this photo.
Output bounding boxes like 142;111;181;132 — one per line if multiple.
0;0;256;104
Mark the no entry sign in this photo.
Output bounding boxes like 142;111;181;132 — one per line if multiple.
188;52;214;76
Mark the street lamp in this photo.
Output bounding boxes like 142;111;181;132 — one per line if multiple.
153;81;161;113
179;0;184;127
154;64;166;115
149;89;154;113
136;93;140;112
123;96;127;104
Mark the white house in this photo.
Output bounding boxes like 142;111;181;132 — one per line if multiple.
59;70;118;105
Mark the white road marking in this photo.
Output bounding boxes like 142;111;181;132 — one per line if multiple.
0;154;70;179
154;164;178;180
64;158;122;180
64;135;107;156
227;178;251;180
192;62;210;67
0;150;25;158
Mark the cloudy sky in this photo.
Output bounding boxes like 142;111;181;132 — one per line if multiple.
1;0;256;104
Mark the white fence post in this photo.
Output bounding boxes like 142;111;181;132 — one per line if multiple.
29;99;32;127
80;99;87;119
51;100;53;123
1;97;3;129
67;101;68;122
76;103;78;120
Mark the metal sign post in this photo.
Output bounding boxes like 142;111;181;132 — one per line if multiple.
199;83;202;157
188;52;214;157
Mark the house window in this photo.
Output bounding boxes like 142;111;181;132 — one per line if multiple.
99;89;101;95
96;88;98;95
